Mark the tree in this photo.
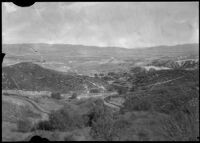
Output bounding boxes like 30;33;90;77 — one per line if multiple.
90;88;100;93
94;74;98;78
108;72;115;77
99;73;104;77
114;85;128;95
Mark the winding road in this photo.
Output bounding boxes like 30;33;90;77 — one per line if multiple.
147;76;184;89
102;76;185;110
2;76;185;114
102;93;122;110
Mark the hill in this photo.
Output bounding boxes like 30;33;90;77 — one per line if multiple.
2;62;105;93
149;58;199;70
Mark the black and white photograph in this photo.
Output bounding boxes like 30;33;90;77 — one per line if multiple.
1;2;199;141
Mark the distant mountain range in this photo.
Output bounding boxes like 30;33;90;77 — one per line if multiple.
2;43;199;58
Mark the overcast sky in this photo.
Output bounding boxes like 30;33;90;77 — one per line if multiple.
2;2;199;48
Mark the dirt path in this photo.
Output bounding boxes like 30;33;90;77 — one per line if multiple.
100;92;122;110
103;100;121;110
147;76;184;88
3;94;50;114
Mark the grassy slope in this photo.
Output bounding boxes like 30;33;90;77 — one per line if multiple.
2;62;199;141
2;62;106;93
119;69;199;141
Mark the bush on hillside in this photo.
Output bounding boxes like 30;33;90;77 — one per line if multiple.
21;105;41;118
90;88;100;93
36;105;84;131
91;116;114;141
64;134;76;141
106;85;115;92
112;84;128;95
89;100;115;141
122;79;198;114
17;118;33;132
69;92;77;99
36;120;54;131
159;106;198;141
51;92;62;100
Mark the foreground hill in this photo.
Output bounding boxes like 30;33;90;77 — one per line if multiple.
2;62;105;93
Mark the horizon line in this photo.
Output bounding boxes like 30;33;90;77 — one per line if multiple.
2;42;199;50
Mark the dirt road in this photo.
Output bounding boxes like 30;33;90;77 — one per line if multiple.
2;94;50;115
147;76;184;88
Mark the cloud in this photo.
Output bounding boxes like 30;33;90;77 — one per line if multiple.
2;2;199;48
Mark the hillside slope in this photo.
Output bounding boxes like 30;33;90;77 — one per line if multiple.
150;59;199;70
2;62;105;93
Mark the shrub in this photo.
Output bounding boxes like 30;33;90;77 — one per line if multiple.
158;100;199;141
94;74;98;78
91;116;114;141
17;118;33;132
69;92;77;99
36;120;54;131
110;119;132;140
64;134;76;141
108;72;115;77
90;88;100;93
133;100;152;111
51;92;61;99
99;73;104;77
36;105;84;131
21;105;41;118
113;85;128;95
107;85;115;92
89;100;115;141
